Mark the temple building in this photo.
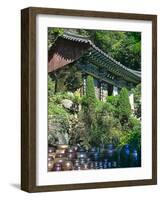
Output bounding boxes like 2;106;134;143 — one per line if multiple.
48;32;141;105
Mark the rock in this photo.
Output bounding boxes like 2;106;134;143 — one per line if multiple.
48;116;69;146
61;99;73;110
61;99;79;112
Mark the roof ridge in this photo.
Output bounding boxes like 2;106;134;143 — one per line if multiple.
60;32;141;79
63;31;90;39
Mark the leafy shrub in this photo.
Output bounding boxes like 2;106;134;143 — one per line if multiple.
48;76;55;102
117;88;131;125
107;95;119;107
48;104;69;117
119;116;141;150
81;75;96;128
88;100;122;147
48;74;141;151
85;75;96;110
72;92;82;104
49;91;75;105
131;84;141;118
48;28;64;49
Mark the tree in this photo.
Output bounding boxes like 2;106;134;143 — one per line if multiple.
86;76;96;109
118;88;131;125
90;101;122;147
49;64;83;93
80;76;97;147
48;28;64;49
82;76;96;109
86;30;141;71
64;64;83;92
82;76;96;124
106;95;120;117
119;117;141;151
48;75;55;102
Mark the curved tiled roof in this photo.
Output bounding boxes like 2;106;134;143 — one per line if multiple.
59;32;141;83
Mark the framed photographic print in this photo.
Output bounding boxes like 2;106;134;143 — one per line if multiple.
21;7;157;192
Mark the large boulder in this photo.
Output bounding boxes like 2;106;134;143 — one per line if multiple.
61;99;79;112
48;115;69;146
61;99;73;110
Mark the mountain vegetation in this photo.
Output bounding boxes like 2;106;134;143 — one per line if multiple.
48;28;141;152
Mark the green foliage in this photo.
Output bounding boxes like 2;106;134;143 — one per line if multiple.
89;101;122;147
107;95;119;107
129;124;141;150
47;28;141;149
106;95;120;117
119;117;141;150
49;91;73;104
48;75;141;150
132;84;141;118
117;88;131;125
52;65;83;93
48;28;64;49
48;104;69;117
86;30;141;70
72;93;81;105
48;75;55;102
91;30;140;70
82;76;96;124
86;76;96;107
64;65;83;92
